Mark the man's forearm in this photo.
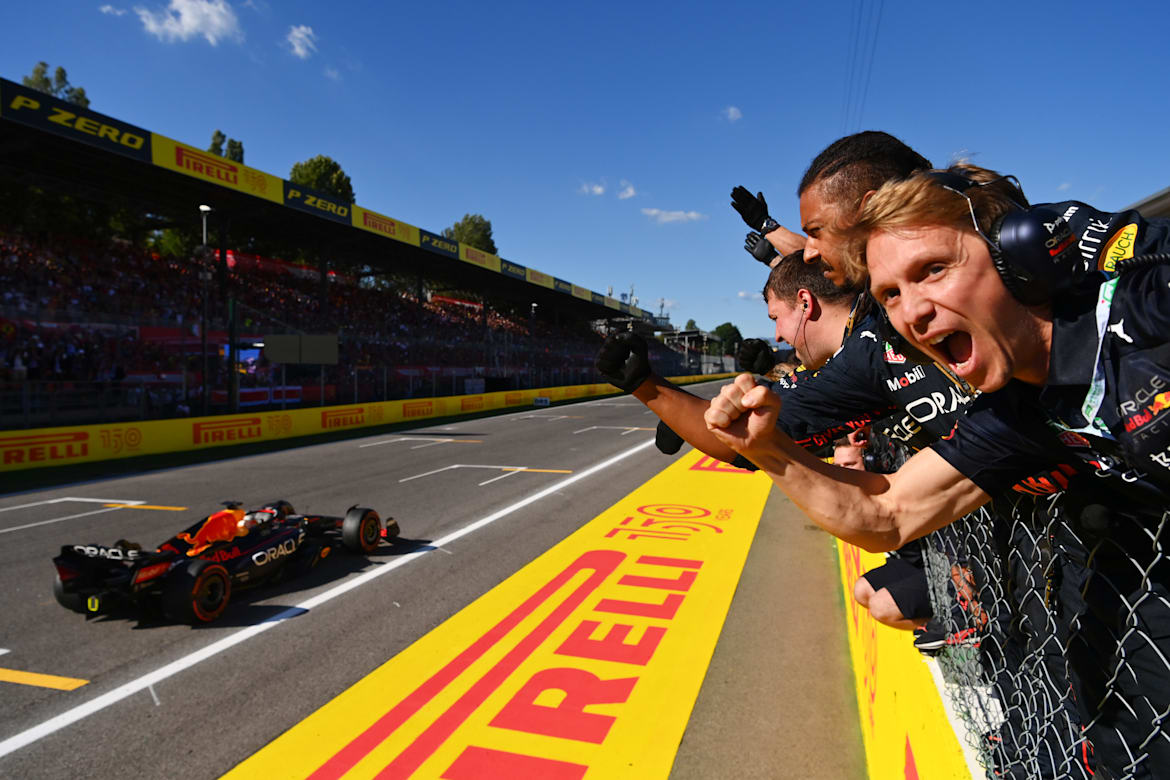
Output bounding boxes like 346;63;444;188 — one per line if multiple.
740;436;988;553
633;376;742;463
764;226;807;262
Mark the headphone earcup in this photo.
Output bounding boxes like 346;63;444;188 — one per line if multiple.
991;207;1077;305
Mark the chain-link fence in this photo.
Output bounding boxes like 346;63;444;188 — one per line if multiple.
918;490;1170;778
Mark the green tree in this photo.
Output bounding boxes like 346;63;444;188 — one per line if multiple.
712;322;743;355
208;130;245;163
22;61;90;107
442;214;497;254
288;155;355;203
208;129;226;156
225;139;244;163
684;318;698;330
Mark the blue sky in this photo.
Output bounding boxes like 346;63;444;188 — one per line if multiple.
3;0;1169;340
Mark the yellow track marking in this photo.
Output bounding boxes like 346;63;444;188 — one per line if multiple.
0;668;88;691
102;504;188;511
227;448;771;779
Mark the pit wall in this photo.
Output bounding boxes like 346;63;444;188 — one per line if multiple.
0;374;733;473
836;539;974;779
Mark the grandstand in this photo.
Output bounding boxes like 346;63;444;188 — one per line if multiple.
0;77;714;428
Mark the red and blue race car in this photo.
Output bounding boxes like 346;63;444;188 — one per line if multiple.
52;500;398;623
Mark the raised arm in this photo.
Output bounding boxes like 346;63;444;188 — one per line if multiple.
705;374;990;552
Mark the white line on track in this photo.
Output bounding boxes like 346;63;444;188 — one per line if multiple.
0;437;657;760
0;506;142;536
0;649;9;657
0;498;145;514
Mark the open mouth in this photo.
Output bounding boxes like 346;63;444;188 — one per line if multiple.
924;330;974;371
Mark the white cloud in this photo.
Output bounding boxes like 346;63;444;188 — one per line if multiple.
134;0;243;45
724;106;743;122
737;290;763;301
617;180;636;200
642;208;707;224
286;24;317;59
324;66;341;81
1057;181;1071;192
579;181;605;196
100;5;128;15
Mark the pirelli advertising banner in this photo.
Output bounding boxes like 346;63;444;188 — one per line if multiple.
459;243;503;274
0;375;730;473
0;78;151;163
227;448;772;779
836;539;973;778
351;204;420;246
151;133;284;204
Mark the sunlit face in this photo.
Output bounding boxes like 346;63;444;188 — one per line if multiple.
866;225;1051;391
765;290;838;370
799;180;852;287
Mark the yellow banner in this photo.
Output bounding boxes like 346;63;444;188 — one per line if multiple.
836;540;971;778
225;448;771;779
0;377;731;473
459;244;502;273
150;134;283;204
572;285;593;302
525;267;554;289
351;205;421;246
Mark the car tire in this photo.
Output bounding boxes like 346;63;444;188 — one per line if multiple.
342;507;381;554
53;575;86;613
164;559;231;624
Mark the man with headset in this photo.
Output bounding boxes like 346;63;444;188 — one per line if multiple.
706;163;1170;777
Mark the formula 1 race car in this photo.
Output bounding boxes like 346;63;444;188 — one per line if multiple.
52;500;398;624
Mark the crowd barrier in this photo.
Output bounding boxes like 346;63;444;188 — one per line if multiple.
0;373;733;473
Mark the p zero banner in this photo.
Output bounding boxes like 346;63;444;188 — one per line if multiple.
151;134;284;204
419;229;459;260
0;78;151;163
283;182;351;225
554;278;573;295
500;258;527;281
351;205;420;246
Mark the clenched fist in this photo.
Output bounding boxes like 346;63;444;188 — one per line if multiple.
595;332;652;393
705;373;783;456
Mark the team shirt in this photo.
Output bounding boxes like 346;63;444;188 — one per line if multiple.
931;203;1170;512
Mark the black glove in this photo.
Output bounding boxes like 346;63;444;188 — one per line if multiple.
737;338;777;374
595;332;651;393
744;231;778;265
655;420;685;454
731;186;772;231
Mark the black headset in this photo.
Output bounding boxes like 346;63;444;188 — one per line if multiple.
925;170;1079;306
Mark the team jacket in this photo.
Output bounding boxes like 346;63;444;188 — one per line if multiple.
765;309;974;456
932;205;1170;509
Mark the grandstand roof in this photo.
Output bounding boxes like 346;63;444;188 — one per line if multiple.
0;77;653;324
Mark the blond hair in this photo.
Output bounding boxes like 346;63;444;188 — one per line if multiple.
840;163;1029;282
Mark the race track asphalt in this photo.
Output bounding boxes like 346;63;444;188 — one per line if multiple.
0;383;863;779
